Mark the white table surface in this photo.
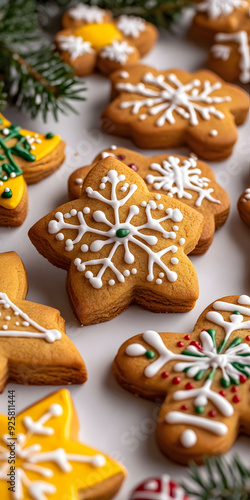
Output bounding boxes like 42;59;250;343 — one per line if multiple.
0;9;250;499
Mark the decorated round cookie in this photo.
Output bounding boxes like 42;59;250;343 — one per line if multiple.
29;156;203;326
68;146;230;255
0;389;126;500
191;0;250;43
113;294;250;464
0;251;86;392
101;65;249;161
238;186;250;226
56;7;158;76
130;475;189;500
208;30;250;83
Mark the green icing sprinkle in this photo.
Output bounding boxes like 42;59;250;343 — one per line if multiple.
195;406;205;414
116;228;130;238
145;350;155;359
45;132;54;139
1;188;12;199
233;310;241;315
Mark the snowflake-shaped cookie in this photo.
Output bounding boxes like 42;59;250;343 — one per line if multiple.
208;31;250;83
29;157;203;326
238;186;250;226
68;147;230;255
0;389;126;500
114;294;250;464
58;9;157;76
0;251;86;392
102;66;249;160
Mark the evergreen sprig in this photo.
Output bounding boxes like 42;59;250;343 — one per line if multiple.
183;456;250;500
0;83;7;112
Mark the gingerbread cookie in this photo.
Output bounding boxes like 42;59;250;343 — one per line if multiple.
68;147;230;255
0;251;86;392
0;389;126;499
130;476;189;500
238;186;250;226
57;7;157;76
29;156;203;325
101;66;249;161
191;0;250;43
208;31;250;83
114;294;250;464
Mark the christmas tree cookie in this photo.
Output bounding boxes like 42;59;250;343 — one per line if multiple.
114;294;250;464
238;186;250;226
191;0;250;42
0;389;126;499
68;147;230;255
208;31;250;83
101;66;249;161
0;251;86;392
29;156;203;326
56;6;157;76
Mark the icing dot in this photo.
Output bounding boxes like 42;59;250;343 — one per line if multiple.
155;194;161;200
22;321;29;327
4;304;10;309
49;404;63;416
161;371;169;378
179;238;185;245
219;390;226;397
140;201;147;207
2;325;8;330
15;322;20;326
209;129;218;136
173;225;179;231
124;269;130;277
110;145;117;150
180;429;197;448
4;316;11;321
117;154;125;161
181;404;188;411
185;335;191;340
156;278;162;285
64;213;71;219
231;386;238;393
159;273;164;278
139;114;147;120
131;268;137;274
177;341;184;348
233;394;241;403
239;374;247;383
91;454;106;467
109;279;115;286
128;163;138;172
119;71;129;78
171;257;179;265
185;382;194;390
10;172;16;178
81;244;89;253
100;183;105;189
157;204;164;210
70;209;77;216
209;410;217;418
83;207;90;214
14;312;19;316
85;271;92;278
56;233;64;241
195;406;205;414
75;178;83;185
145;350;155;359
172;376;181;385
246;335;250;341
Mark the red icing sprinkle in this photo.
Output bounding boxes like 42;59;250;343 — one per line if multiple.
233;394;241;403
209;410;217;418
190;341;203;351
246;335;250;341
172;376;181;385
185;382;194;390
184;335;191;340
181;404;188;410
128;163;139;172
219;390;226;397
117;154;126;161
177;341;184;348
161;371;169;379
231;386;238;393
240;375;247;383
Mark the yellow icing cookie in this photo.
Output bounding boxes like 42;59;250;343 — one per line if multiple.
74;23;122;50
0;174;25;209
0;389;126;499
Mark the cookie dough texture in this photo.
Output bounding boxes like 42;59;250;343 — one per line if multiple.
29;157;203;326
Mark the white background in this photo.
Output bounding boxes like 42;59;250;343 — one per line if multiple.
0;10;250;498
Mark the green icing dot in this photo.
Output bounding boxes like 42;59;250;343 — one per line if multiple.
233;310;241;315
45;132;54;139
116;228;130;238
145;350;155;359
1;188;12;199
195;406;205;414
220;377;230;388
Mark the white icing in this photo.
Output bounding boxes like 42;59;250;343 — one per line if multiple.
165;412;228;435
117;15;146;38
209;129;218;136
0;293;62;342
100;41;134;64
180;429;197;448
0;403;106;500
131;474;186;500
146;155;220;207
206;295;250;341
68;4;104;23
48;169;185;288
75;178;83;185
214;31;250;83
119;71;129;79
243;188;250;201
211;44;232;61
57;35;93;61
197;0;247;19
116;72;231;127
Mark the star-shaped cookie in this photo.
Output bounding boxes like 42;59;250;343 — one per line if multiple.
56;6;157;76
114;294;250;464
68;147;230;255
0;251;86;392
0;389;126;499
29;157;203;325
101;65;249;161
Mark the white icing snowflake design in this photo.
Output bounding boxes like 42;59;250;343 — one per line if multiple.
48;169;185;289
197;0;247;19
100;41;134;64
117;15;146;38
116;72;231;127
145;155;220;207
0;404;105;500
68;4;104;23
57;35;93;61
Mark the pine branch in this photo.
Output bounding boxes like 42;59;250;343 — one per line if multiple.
183;456;250;500
0;83;7;112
